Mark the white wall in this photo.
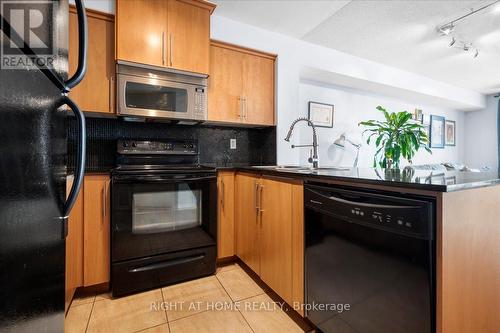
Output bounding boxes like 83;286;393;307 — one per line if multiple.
210;15;485;165
298;81;466;167
76;1;496;168
70;0;115;13
464;96;498;170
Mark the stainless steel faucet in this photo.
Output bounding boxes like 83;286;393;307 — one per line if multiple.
284;117;319;168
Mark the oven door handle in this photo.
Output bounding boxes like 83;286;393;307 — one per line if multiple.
113;175;217;183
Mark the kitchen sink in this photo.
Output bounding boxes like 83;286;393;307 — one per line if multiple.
251;165;350;172
312;167;350;171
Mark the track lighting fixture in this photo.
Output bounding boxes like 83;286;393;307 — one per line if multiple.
436;1;500;59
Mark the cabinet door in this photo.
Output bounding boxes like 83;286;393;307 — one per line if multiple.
218;171;235;259
259;178;293;304
116;0;167;67
83;175;110;286
208;43;244;123
65;177;83;313
243;53;275;126
69;8;115;113
167;0;210;74
235;174;261;274
291;183;304;316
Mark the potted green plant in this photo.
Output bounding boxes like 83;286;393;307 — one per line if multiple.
359;106;431;169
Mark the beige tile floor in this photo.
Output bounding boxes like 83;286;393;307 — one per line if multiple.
66;263;305;333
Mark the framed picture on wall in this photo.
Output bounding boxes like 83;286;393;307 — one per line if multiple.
430;115;445;148
308;101;334;128
445;120;456;146
420;114;431;147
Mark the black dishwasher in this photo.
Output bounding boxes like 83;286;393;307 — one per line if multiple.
304;183;435;333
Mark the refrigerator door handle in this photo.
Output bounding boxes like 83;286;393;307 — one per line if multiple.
62;96;86;222
65;0;88;91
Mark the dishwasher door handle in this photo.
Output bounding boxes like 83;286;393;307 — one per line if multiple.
307;188;419;210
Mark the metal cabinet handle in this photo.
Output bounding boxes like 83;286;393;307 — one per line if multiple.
243;97;247;120
161;32;165;65
101;184;105;220
259;184;264;214
237;96;241;119
254;182;259;212
169;33;173;66
220;179;225;210
109;76;115;112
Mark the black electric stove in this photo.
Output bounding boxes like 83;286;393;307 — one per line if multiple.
111;140;217;297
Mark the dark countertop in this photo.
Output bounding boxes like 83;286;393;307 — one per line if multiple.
75;165;500;193
227;166;500;192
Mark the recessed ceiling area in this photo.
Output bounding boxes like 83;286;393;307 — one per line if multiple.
213;0;500;95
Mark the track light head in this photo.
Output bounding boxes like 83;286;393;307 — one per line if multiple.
439;23;455;35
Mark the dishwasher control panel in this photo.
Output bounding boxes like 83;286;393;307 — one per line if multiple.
305;184;434;239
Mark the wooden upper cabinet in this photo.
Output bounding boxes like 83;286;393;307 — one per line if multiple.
167;0;211;74
69;7;115;113
243;53;275;125
115;0;167;67
116;0;214;74
208;44;245;123
83;175;110;287
208;41;276;126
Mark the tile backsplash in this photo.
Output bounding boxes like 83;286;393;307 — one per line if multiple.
67;117;276;172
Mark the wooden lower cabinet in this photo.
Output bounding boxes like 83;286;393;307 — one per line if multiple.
65;177;84;313
65;174;110;310
235;173;261;274
218;171;235;259
235;173;304;313
83;175;111;286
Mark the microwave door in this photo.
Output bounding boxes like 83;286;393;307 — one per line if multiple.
117;74;198;121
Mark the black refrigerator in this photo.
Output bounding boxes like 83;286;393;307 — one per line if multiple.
0;0;87;332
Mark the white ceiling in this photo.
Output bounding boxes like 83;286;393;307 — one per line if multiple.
213;0;500;95
211;0;350;38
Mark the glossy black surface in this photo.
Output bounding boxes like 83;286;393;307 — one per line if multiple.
305;184;435;333
240;166;500;192
111;143;218;297
67;117;277;172
0;2;69;332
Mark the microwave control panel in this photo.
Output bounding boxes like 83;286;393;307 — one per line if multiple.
194;87;206;118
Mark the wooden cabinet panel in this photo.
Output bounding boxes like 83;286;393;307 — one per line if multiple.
234;173;304;311
243;53;275;126
69;7;115;113
65;177;84;313
218;171;235;259
208;41;276;126
167;0;210;74
259;178;293;304
291;183;304;316
235;173;261;274
83;175;110;286
116;0;167;67
208;44;244;123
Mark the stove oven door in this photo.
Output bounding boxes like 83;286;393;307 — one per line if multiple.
111;173;217;262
